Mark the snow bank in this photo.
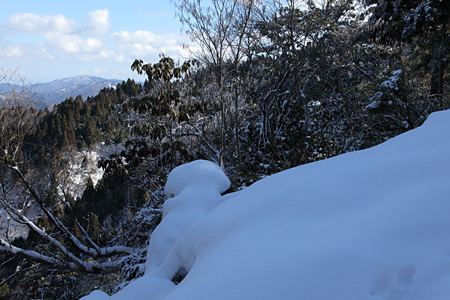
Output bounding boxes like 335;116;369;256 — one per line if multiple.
82;110;450;300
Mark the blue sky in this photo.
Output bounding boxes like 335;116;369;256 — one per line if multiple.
0;0;189;83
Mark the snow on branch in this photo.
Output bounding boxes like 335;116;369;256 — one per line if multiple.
6;164;135;257
0;236;122;273
0;164;137;275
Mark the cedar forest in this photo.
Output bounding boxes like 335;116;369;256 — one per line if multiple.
0;0;449;299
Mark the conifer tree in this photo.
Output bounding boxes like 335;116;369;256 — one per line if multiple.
368;0;450;95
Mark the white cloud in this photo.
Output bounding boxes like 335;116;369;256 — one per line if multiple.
85;37;103;51
114;54;125;63
1;10;187;60
113;30;162;44
4;9;110;37
38;47;55;60
112;30;189;58
84;9;110;35
3;13;74;35
2;10;108;55
1;44;24;57
0;41;56;60
93;67;109;75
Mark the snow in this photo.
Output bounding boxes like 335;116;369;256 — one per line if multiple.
81;290;109;300
61;148;104;200
71;150;104;187
0;148;105;244
382;69;402;90
81;109;450;300
163;160;230;198
366;91;383;110
366;100;381;110
145;160;230;271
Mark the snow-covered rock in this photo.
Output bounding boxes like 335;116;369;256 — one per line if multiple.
82;109;450;300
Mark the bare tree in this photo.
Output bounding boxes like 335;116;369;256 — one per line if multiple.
0;68;39;165
174;0;258;167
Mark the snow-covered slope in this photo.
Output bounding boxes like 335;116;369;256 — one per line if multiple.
82;109;450;300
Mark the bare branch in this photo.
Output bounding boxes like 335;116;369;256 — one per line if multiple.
0;237;122;274
7;164;135;257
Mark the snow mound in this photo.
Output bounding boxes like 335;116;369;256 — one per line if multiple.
145;160;230;271
164;160;230;197
82;109;450;300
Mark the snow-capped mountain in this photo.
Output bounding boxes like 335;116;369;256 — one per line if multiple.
0;75;123;106
34;75;123;105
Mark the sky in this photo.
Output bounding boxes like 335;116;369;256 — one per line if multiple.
0;0;190;83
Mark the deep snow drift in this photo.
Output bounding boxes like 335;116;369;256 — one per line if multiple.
82;109;450;300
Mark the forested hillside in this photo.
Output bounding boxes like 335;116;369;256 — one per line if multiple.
0;0;449;299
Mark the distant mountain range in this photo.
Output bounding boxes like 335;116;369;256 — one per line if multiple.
0;75;124;107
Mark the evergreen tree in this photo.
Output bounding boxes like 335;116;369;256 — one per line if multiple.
368;0;450;95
